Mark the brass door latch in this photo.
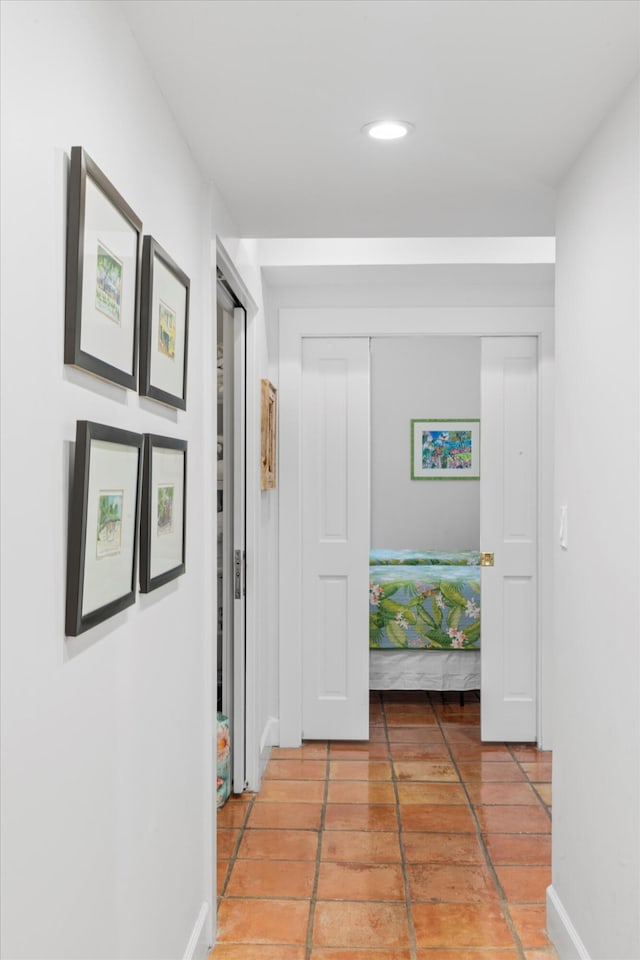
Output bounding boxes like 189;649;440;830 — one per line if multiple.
480;552;494;567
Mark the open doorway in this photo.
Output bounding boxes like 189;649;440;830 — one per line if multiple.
368;334;538;740
278;305;553;750
297;333;537;742
369;336;481;697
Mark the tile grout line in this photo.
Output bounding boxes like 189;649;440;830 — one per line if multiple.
508;743;553;822
382;690;419;960
428;690;528;960
531;780;553;815
304;739;330;960
217;793;257;902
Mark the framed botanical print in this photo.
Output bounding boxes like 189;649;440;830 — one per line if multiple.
139;237;190;409
64;147;142;388
411;418;480;480
140;434;187;592
65;421;144;636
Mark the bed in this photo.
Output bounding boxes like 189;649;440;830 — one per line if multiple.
369;549;481;691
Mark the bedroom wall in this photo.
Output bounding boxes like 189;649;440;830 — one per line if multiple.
0;3;278;958
550;76;639;959
370;336;480;550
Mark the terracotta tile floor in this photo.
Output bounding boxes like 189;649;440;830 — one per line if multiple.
211;690;557;960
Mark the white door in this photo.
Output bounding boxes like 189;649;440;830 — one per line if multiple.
232;306;246;789
480;337;538;741
219;300;233;717
301;338;370;740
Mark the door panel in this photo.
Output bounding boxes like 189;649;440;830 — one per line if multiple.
219;303;234;722
217;296;246;793
232;306;246;790
301;338;370;740
481;337;538;741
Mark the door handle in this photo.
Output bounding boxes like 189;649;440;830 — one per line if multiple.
234;549;243;599
480;551;494;567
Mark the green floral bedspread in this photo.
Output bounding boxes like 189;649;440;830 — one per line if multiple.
369;548;481;566
369;563;480;650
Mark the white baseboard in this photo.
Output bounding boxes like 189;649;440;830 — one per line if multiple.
260;714;279;753
183;902;210;960
259;715;278;780
546;885;591;960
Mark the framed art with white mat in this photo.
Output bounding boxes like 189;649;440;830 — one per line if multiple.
140;434;187;593
64;147;142;389
139;237;190;409
66;421;143;636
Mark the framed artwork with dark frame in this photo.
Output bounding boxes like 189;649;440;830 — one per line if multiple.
65;421;144;637
140;434;187;593
139;237;190;409
64;147;142;389
261;379;277;490
411;418;480;480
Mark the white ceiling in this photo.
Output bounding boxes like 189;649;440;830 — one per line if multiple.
120;0;639;238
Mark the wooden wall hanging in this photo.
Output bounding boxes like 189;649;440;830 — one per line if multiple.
260;379;277;490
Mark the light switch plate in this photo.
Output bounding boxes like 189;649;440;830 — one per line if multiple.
559;505;568;550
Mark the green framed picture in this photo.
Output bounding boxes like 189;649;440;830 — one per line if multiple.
411;419;480;480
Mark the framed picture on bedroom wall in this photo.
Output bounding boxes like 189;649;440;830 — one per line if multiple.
64;146;142;389
139;434;187;593
411;418;480;480
139;236;190;409
65;421;144;637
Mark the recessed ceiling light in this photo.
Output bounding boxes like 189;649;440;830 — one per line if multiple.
361;120;414;141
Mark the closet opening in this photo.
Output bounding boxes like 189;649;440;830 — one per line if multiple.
216;270;247;796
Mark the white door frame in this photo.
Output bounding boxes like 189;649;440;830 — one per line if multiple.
216;241;260;791
209;241;260;948
217;295;236;729
279;306;554;749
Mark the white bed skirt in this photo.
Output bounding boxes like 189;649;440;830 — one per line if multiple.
369;649;480;691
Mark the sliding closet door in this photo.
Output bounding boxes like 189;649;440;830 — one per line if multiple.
480;337;538;741
218;294;247;792
300;338;370;740
231;306;247;790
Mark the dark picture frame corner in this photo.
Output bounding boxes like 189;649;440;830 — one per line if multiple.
139;236;190;410
140;433;187;593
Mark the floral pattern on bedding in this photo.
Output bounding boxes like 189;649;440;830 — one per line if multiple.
369;548;481;566
369;563;480;650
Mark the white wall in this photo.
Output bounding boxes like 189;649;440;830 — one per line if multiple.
550;76;639;959
0;3;229;957
370;337;480;550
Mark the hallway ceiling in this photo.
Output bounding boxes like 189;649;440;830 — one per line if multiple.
120;0;639;238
